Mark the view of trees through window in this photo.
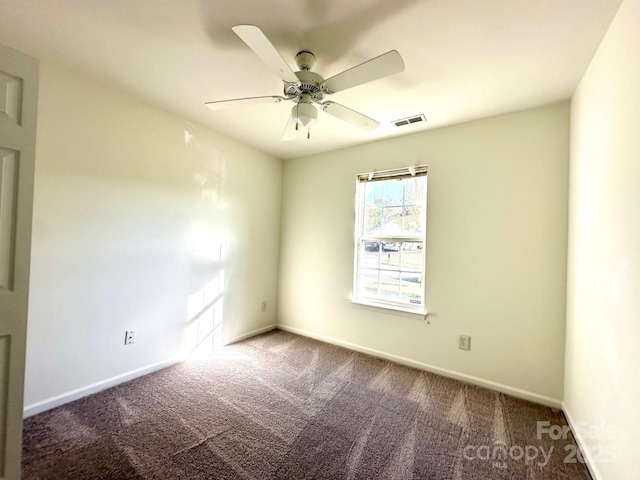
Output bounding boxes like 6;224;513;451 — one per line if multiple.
355;174;427;308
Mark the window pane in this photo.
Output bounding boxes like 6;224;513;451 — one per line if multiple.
379;271;400;301
400;273;423;304
365;182;383;207
402;206;425;236
379;246;400;270
377;206;403;236
361;242;381;269
404;177;426;206
360;269;379;296
382;180;404;206
364;208;383;235
400;242;423;271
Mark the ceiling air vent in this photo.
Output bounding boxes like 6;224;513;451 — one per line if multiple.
392;114;427;127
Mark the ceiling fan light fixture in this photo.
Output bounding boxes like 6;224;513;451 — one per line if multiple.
293;102;317;128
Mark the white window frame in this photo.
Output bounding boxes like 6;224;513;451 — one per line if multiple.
352;165;428;317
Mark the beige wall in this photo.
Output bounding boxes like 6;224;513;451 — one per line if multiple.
278;103;570;403
25;61;282;408
565;0;640;478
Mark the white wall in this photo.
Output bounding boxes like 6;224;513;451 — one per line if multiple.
25;61;282;408
565;0;640;477
279;103;569;403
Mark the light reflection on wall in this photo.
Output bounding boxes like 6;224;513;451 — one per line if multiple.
188;223;226;262
185;125;227;210
186;273;224;355
184;122;229;356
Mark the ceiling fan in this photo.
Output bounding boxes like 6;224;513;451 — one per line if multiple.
205;25;405;140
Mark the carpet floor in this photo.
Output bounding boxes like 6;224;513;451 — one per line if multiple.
22;330;591;479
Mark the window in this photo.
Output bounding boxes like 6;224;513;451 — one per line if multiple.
352;166;428;315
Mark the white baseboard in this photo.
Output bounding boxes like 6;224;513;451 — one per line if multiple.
277;324;562;409
23;325;277;418
223;323;277;346
23;357;182;418
562;403;601;480
23;323;561;419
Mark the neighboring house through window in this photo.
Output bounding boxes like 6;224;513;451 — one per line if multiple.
352;165;428;315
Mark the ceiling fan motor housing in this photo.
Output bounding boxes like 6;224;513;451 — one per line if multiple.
295;50;316;70
282;51;326;102
285;69;325;101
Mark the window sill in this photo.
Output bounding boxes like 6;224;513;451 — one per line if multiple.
350;299;428;320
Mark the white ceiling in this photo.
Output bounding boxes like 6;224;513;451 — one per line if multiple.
0;0;622;159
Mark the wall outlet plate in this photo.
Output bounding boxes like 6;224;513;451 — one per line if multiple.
261;300;268;313
125;330;136;345
458;334;471;351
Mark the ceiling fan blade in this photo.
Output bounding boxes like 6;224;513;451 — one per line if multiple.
321;101;380;132
322;50;404;94
232;25;299;84
205;96;284;111
281;112;300;141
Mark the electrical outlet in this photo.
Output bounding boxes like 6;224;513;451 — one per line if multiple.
261;300;268;313
124;330;136;345
458;335;471;351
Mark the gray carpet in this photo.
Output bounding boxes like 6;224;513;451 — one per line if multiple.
22;330;591;479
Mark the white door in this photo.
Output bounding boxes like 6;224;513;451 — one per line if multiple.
0;43;38;479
